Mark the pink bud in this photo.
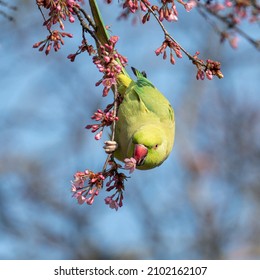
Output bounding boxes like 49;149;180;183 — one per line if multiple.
69;16;75;23
196;69;205;80
67;53;76;62
104;196;112;204
86;196;95;205
163;50;167;60
229;36;238;49
170;53;175;64
140;1;147;11
155;46;162;56
206;69;213;80
184;0;197;12
175;48;182;58
225;0;233;7
110;36;119;44
45;43;51;55
166;10;178;22
84;169;90;175
77;195;86;205
59;21;65;30
95;131;103;140
103;56;110;63
91;125;99;132
33;41;43;48
159;8;164;22
102;87;109;97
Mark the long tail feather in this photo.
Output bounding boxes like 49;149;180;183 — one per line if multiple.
89;0;110;46
89;0;130;78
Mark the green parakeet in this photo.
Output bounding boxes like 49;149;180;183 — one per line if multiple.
89;0;175;170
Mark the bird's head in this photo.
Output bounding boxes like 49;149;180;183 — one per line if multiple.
131;125;169;170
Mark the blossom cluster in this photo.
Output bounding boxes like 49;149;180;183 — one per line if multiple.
93;36;128;96
72;170;104;205
33;30;73;55
36;0;83;29
155;38;182;65
72;160;130;211
119;0;196;21
67;39;96;61
116;0;225;79
193;51;223;80
122;0;150;13
154;37;223;79
85;106;118;140
34;0;83;54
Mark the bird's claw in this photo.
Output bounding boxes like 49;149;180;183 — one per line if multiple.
103;140;118;154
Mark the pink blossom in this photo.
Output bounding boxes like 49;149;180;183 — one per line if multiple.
155;41;167;55
124;157;136;173
109;36;119;45
89;124;100;132
72;171;86;188
103;56;111;63
170;52;175;64
184;0;197;12
102;77;116;88
224;0;233;7
67;53;76;62
174;47;182;58
104;196;119;211
166;10;178;22
209;4;225;13
69;16;75;23
86;188;99;205
77;195;86;205
91;109;103;121
155;46;164;56
95;130;103;140
205;69;213;80
102;87;110;97
196;69;205;80
71;170;104;207
159;8;164;21
229;36;239;49
140;1;147;12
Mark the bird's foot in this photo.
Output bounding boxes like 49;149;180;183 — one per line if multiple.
103;140;118;154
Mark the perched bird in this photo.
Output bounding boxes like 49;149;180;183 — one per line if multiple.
89;0;175;170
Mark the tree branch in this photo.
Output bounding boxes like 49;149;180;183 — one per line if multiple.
197;2;260;50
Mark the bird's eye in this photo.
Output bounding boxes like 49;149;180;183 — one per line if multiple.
154;144;159;149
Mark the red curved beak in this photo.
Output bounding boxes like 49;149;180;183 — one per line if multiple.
134;144;148;166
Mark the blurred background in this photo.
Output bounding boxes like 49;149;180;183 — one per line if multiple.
1;0;260;259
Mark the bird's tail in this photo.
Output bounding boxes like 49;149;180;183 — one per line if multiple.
89;0;130;80
89;0;110;46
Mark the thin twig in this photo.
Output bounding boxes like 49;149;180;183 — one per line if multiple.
142;0;206;67
111;85;118;142
73;6;101;46
79;6;96;29
196;5;224;37
37;4;51;34
197;2;260;50
0;0;17;10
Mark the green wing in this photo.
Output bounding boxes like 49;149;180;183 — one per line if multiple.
130;69;174;123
